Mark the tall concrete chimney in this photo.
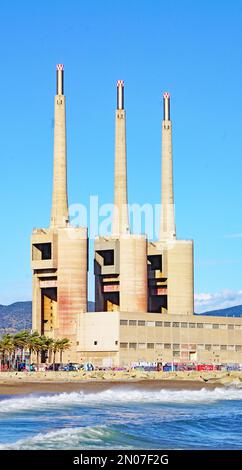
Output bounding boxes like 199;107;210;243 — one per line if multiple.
112;80;130;236
50;64;69;228
159;92;176;240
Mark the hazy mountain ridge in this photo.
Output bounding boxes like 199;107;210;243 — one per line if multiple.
0;302;241;335
195;305;242;318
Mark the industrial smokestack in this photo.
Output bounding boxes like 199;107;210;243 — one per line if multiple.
56;64;64;95
50;64;69;228
159;91;176;241
112;80;130;236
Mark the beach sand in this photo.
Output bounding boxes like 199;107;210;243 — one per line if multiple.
0;370;241;395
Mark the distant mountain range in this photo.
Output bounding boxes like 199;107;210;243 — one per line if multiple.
195;305;242;318
0;301;241;335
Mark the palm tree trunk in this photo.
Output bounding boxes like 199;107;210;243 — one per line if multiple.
37;351;39;371
49;349;52;364
53;351;56;370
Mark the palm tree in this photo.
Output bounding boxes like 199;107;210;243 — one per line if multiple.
41;336;54;364
0;334;14;370
52;339;61;370
27;331;40;365
58;338;71;365
31;336;46;371
13;330;30;365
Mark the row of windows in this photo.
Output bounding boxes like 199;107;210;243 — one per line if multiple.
120;319;242;330
120;342;242;352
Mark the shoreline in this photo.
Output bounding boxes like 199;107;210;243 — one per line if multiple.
1;370;241;395
0;379;223;395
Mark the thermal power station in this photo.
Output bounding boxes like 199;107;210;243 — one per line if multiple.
31;65;88;347
31;67;242;366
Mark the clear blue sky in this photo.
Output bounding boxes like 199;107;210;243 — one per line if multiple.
0;0;242;311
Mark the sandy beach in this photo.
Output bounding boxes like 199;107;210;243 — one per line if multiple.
0;370;242;395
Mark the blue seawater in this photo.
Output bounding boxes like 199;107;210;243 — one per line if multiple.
0;386;242;449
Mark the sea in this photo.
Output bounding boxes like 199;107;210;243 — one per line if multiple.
0;386;242;450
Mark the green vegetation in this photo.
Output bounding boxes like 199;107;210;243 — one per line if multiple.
0;330;71;370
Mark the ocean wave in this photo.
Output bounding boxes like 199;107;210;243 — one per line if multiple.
0;425;134;450
0;387;242;415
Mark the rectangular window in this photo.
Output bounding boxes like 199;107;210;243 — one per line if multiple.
205;344;211;351
164;343;171;350
173;343;180;350
181;322;188;328
220;345;227;351
164;322;171;327
197;323;203;329
94;341;97;345
235;325;242;330
156;343;163;349
236;345;242;352
228;345;235;351
155;321;162;327
138;320;145;326
172;322;179;328
115;340;118;345
129;343;137;349
129;320;137;326
212;344;220;351
147;321;155;327
120;320;128;326
220;324;227;330
120;342;128;349
173;351;180;357
147;343;154;349
204;323;212;329
228;324;234;330
189;323;196;328
138;343;146;349
197;344;205;350
32;242;52;261
212;324;219;329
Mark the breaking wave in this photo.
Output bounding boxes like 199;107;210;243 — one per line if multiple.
0;425;135;450
0;386;242;415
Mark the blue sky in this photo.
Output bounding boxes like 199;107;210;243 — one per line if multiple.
0;0;242;311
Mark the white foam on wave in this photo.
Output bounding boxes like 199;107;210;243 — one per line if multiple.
0;425;125;450
0;386;242;414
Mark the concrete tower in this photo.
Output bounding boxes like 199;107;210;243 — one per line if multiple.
50;64;69;228
31;65;88;359
148;92;194;315
160;92;176;240
94;81;147;313
112;80;130;236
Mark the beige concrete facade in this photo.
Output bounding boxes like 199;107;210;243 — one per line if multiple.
31;65;88;350
120;235;147;312
75;311;242;367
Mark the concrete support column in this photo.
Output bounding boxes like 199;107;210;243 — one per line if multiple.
120;235;147;312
